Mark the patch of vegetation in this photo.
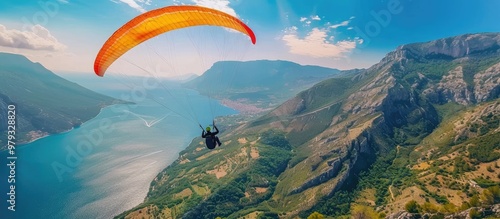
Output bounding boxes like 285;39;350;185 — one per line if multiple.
300;190;353;218
467;132;500;163
302;145;416;218
351;205;379;219
429;192;449;204
259;130;291;150
257;212;280;219
469;208;482;219
397;58;457;84
452;156;476;178
307;211;325;219
116;131;295;219
363;148;415;200
429;178;441;187
288;152;308;168
298;77;355;111
387;93;439;146
179;133;293;219
474;178;500;188
287;103;343;146
405;200;420;213
433;102;466;122
461;55;500;89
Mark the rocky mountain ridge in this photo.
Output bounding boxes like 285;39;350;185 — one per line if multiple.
117;33;500;218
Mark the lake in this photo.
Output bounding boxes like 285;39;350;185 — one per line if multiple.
0;74;237;219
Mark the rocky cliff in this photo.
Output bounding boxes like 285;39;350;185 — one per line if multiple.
247;32;500;217
117;33;500;219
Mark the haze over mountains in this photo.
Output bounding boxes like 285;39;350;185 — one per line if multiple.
0;53;120;145
184;60;342;110
117;33;500;219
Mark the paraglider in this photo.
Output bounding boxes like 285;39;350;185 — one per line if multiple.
200;121;222;150
94;5;256;77
93;5;256;150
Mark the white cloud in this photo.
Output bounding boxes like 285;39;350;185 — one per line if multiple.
116;0;237;16
192;0;237;17
311;15;321;21
300;17;308;22
0;24;66;51
330;20;350;29
113;0;148;13
282;28;356;58
57;0;69;3
350;16;356;20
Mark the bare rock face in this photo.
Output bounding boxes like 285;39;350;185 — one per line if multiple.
387;204;500;219
289;130;373;195
401;33;500;58
424;66;475;105
289;32;498;204
493;204;500;215
396;34;500;106
437;66;474;105
386;211;419;219
444;204;500;219
422;61;500;105
343;68;396;114
288;157;343;195
474;62;500;102
246;33;500;216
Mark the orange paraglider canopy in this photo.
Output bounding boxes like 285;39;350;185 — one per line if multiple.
94;5;256;77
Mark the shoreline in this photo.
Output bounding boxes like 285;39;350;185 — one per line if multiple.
15;102;129;147
219;98;272;115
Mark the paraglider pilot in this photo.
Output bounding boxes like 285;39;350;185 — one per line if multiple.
200;121;222;150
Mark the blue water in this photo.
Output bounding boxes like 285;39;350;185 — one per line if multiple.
0;75;236;219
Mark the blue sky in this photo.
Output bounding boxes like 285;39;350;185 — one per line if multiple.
0;0;499;76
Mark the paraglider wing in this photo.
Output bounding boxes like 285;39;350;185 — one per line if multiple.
94;5;256;77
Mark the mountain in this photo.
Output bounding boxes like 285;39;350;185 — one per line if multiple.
183;60;341;113
116;33;500;219
0;53;121;145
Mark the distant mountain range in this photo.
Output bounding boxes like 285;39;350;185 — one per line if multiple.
0;53;120;145
184;60;342;111
117;33;500;219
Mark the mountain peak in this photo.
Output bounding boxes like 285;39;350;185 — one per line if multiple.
0;52;36;65
184;60;340;110
396;32;500;59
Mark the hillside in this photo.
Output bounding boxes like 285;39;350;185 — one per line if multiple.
183;60;342;113
117;33;500;219
378;100;500;218
0;53;121;145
